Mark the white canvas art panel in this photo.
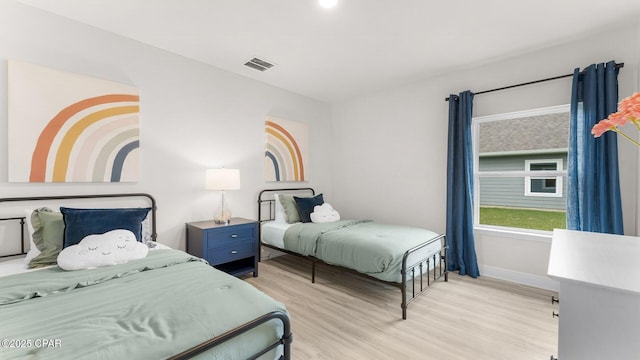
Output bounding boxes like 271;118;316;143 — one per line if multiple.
8;60;140;182
264;116;309;182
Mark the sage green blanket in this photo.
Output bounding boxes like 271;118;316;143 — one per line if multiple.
0;250;288;360
283;220;442;282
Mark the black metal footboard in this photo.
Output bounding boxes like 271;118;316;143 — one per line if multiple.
400;234;448;320
168;310;292;360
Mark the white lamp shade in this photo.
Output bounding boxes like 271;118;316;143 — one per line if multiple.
205;169;241;190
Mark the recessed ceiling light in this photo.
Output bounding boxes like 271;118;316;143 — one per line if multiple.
319;0;337;9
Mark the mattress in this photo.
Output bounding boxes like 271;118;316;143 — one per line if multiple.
261;221;296;249
0;257;51;278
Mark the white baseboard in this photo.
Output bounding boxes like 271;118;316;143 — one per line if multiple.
480;264;559;292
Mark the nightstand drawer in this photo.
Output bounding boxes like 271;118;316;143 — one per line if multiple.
207;240;255;265
206;226;254;247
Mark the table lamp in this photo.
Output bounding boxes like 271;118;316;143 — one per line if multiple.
205;168;241;224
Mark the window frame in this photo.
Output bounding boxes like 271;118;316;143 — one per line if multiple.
472;104;569;234
524;159;563;198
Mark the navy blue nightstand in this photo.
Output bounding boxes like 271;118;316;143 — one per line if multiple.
186;218;258;277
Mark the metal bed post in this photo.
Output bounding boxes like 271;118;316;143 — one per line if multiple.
401;267;408;320
312;260;317;283
400;233;448;319
420;263;424;291
424;260;429;288
0;217;29;259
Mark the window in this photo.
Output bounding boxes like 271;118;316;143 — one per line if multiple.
473;105;568;232
524;159;563;197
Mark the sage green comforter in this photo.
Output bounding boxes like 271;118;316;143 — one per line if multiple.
0;249;288;360
283;220;442;283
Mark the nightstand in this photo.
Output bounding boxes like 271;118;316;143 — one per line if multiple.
185;217;258;277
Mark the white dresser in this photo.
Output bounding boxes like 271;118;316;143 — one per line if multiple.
548;229;640;360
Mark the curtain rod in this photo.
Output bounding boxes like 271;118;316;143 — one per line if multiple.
445;62;625;101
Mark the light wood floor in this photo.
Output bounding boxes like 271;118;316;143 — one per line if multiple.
245;255;558;360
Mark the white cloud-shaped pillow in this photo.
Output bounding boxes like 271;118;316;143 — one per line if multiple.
57;229;149;271
310;203;340;223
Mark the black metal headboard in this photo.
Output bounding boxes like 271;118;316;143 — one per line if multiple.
257;188;315;224
0;193;157;259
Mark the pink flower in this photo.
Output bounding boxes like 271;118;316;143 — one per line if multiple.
620;93;640;110
617;93;640;116
592;92;640;148
592;119;615;137
607;111;628;126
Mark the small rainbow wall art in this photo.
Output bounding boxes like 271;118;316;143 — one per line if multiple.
8;61;140;182
264;116;309;182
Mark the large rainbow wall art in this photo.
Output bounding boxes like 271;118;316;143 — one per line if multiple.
8;61;140;182
264;116;309;182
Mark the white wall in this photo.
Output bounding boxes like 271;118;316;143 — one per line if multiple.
0;1;333;250
332;20;640;290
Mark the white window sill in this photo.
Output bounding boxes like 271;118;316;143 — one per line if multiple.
474;225;553;243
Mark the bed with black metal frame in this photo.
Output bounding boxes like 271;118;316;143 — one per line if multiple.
258;187;448;320
0;193;292;360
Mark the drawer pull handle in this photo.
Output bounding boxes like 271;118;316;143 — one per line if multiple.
231;234;238;238
552;311;559;318
550;356;557;360
230;250;238;254
551;296;559;304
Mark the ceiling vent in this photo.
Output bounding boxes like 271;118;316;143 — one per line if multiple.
244;57;275;72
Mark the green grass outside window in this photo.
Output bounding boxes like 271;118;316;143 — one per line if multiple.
479;206;566;232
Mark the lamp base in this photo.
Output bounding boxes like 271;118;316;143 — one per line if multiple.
214;210;232;225
214;202;232;225
214;218;231;225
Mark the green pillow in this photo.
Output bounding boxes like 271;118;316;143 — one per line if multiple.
28;208;65;268
278;195;301;223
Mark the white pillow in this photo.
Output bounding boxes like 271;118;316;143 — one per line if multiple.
57;229;148;271
23;209;41;264
310;203;341;223
273;194;287;223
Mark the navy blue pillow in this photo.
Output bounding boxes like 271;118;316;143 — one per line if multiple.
294;194;324;223
60;207;151;248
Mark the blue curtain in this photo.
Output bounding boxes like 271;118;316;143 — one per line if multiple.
567;61;623;234
446;90;480;278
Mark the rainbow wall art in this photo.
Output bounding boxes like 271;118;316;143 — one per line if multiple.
8;61;140;182
264;116;309;182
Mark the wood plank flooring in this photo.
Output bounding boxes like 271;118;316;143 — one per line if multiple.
245;255;559;360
